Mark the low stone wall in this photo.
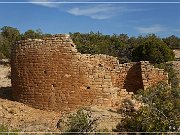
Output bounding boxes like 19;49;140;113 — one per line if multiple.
140;61;168;89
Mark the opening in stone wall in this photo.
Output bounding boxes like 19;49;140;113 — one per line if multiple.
98;64;103;67
124;63;143;93
44;70;47;74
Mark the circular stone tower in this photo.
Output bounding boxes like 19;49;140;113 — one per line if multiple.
11;34;124;112
11;34;80;111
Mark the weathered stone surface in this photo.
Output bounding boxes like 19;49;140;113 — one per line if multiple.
140;61;168;89
11;34;169;112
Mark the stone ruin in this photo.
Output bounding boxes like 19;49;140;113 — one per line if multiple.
11;34;169;112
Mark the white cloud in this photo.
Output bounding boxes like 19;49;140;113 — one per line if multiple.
29;1;120;20
136;25;166;33
67;4;145;20
29;0;58;8
28;1;147;20
67;4;118;20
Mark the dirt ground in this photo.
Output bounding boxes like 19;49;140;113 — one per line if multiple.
0;60;123;133
0;62;61;132
173;49;180;59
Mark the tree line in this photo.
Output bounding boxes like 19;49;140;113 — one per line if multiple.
0;26;179;64
70;32;179;64
0;26;49;59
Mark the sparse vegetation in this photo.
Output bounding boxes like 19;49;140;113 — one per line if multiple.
65;108;98;134
116;82;180;132
0;124;18;135
163;35;180;49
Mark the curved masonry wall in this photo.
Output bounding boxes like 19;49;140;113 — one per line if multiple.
11;34;169;112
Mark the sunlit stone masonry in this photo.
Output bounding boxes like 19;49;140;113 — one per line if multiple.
11;34;169;112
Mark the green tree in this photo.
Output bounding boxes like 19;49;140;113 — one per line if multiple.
23;29;42;39
1;26;20;42
132;34;175;63
0;26;20;58
0;38;10;58
70;32;131;63
163;35;180;49
76;44;99;54
116;82;180;132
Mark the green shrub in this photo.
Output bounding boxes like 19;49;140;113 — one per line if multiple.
0;26;21;59
0;41;11;58
0;124;18;135
0;52;6;59
132;35;175;63
163;35;180;49
66;108;98;134
116;82;180;132
76;44;99;55
22;29;43;39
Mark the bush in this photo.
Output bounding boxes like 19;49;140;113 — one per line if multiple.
76;45;99;55
0;41;10;58
65;108;98;134
116;82;180;132
132;35;175;63
0;52;6;59
22;29;43;39
163;35;180;49
0;26;21;59
58;108;111;134
0;124;18;135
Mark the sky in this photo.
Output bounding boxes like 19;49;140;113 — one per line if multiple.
0;0;180;37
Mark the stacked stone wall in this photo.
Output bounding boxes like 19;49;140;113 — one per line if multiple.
140;61;169;89
11;34;169;112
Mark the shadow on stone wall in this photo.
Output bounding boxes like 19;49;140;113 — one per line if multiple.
0;86;13;100
124;63;143;93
